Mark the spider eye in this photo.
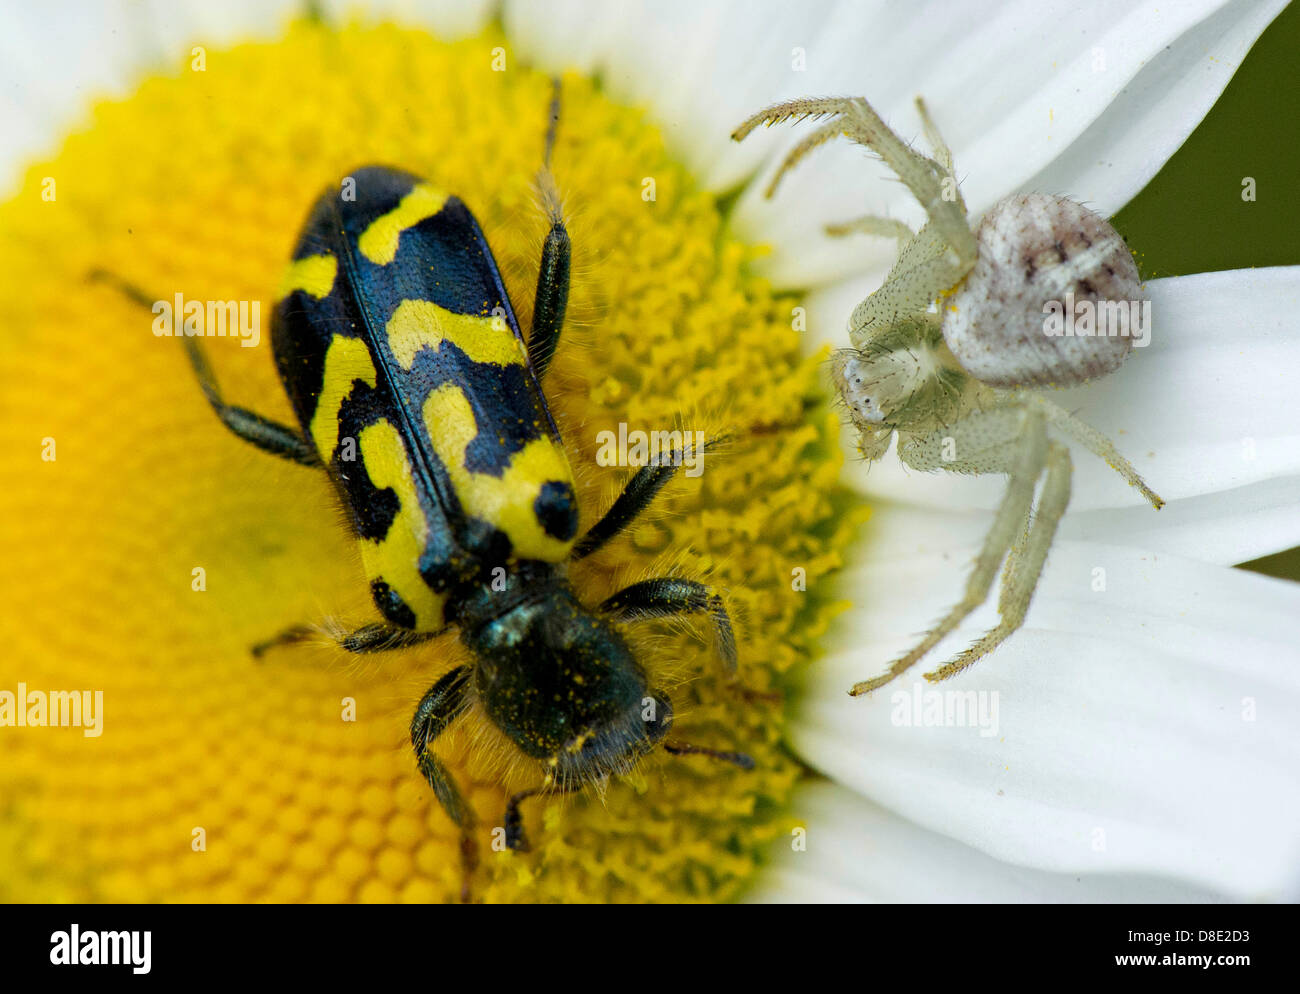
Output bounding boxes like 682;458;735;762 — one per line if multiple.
832;352;893;425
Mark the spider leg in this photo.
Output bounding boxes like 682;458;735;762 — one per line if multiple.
824;214;914;250
925;440;1072;682
730;96;863;143
837;96;971;259
761;117;848;198
733;93;978;339
850;407;1048;695
847;219;971;341
914;96;954;177
1027;394;1164;509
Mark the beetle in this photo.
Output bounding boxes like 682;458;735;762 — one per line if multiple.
92;84;750;896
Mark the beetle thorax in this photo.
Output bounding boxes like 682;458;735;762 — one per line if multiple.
467;586;654;772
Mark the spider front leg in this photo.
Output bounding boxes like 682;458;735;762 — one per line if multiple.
733;95;978;339
850;405;1051;695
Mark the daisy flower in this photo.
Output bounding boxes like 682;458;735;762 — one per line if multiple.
0;0;1296;904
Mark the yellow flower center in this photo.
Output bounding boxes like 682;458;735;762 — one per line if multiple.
0;19;856;903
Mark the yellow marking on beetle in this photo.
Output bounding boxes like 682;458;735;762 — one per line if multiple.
309;336;377;458
356;419;445;631
276;253;338;300
357;183;449;265
423;383;575;563
387;299;526;370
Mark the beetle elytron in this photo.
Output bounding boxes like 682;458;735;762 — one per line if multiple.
94;83;750;897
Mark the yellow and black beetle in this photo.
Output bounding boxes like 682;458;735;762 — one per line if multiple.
93;85;749;883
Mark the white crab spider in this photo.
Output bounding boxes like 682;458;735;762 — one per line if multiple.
733;95;1164;695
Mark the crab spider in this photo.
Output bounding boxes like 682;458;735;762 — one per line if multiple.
733;95;1163;695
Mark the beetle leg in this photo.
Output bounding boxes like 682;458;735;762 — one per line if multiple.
410;667;478;903
528;78;569;381
528;216;569;381
503;786;543;853
176;328;320;465
600;577;737;676
573;434;724;559
663;741;755;769
87;268;319;466
251;622;442;658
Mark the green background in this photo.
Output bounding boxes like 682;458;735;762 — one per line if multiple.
1110;1;1299;580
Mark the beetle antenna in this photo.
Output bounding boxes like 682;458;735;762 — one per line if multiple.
87;268;153;311
544;76;561;170
664;741;755;770
536;77;564;224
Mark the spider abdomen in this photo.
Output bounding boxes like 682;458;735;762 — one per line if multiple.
942;193;1145;388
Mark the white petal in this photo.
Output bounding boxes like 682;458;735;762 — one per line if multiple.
1022;0;1288;215
815;267;1300;564
0;0;502;197
793;510;1300;899
319;0;495;36
505;0;1252;246
141;0;298;51
0;0;302;195
1051;267;1300;508
0;0;141;195
730;0;1283;288
748;781;1229;902
504;0;841;185
1059;477;1300;567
